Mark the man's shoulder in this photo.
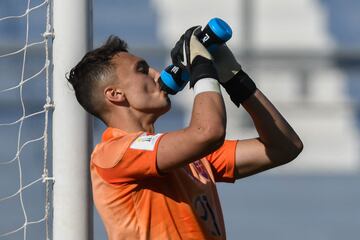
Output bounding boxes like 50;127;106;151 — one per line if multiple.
92;128;144;168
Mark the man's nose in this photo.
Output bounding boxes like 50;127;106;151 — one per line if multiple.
149;68;160;82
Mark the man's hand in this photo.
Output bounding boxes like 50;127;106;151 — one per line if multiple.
212;44;257;107
171;26;218;88
212;44;242;83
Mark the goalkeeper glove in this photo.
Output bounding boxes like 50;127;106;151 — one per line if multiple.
171;26;218;88
212;44;257;107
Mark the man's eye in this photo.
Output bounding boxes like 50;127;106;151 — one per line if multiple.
138;65;149;74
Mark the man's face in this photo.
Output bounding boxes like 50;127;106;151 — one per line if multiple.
110;52;171;116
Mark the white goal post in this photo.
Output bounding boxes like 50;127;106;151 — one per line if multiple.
52;0;93;239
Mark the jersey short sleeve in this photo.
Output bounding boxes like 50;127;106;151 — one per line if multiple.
206;140;237;183
94;133;164;184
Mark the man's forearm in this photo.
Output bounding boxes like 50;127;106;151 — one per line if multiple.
242;89;303;160
190;91;226;138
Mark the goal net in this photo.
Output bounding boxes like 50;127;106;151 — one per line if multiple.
0;0;52;239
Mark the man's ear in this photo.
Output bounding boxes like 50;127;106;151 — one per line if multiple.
104;87;126;103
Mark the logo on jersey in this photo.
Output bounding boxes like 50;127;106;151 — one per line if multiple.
193;160;210;180
130;133;162;151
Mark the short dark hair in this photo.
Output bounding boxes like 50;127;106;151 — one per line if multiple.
66;35;128;120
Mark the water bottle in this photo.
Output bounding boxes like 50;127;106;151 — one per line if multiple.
159;18;232;95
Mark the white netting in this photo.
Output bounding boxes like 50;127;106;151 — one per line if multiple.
0;0;53;239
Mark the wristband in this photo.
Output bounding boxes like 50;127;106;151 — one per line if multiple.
222;69;256;107
193;78;221;96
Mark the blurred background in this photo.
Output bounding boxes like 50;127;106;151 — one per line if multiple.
0;0;360;239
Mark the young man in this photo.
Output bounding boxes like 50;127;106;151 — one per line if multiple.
67;27;303;240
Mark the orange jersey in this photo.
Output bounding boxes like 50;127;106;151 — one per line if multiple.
91;127;237;240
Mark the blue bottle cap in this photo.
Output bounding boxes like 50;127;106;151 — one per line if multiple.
160;70;178;92
208;18;232;42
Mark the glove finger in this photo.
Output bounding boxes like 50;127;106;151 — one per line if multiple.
179;26;200;68
192;26;202;38
183;26;200;43
188;28;212;63
171;37;185;68
170;26;202;70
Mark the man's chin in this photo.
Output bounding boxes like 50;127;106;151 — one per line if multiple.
166;95;171;106
160;100;171;115
151;100;171;117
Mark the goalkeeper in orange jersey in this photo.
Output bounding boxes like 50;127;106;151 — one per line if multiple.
67;26;303;240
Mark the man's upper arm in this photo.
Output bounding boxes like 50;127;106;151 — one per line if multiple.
234;138;291;179
156;127;223;173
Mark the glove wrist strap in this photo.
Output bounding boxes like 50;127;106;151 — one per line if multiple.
222;69;256;107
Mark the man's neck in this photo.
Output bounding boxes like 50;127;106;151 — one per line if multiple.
105;109;156;133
